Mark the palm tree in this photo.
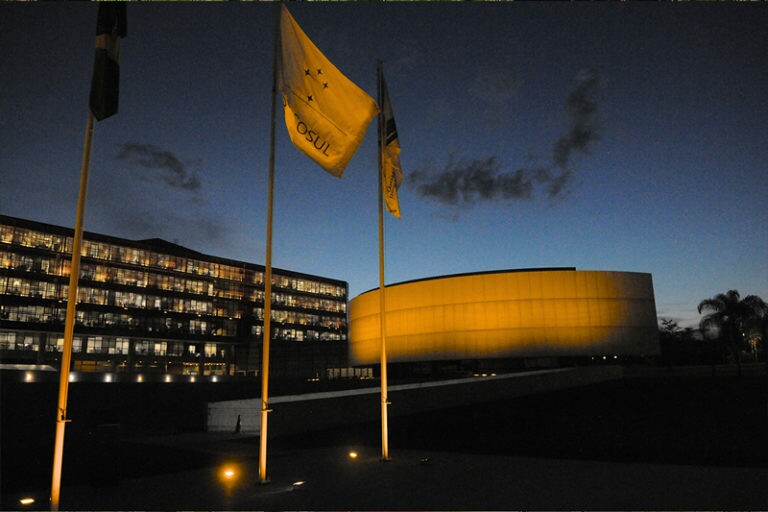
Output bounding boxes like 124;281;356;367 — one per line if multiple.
698;290;767;376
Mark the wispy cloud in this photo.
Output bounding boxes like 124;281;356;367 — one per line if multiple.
410;157;533;205
409;69;601;208
552;68;600;169
116;143;201;191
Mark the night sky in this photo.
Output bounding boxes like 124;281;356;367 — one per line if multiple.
1;2;766;329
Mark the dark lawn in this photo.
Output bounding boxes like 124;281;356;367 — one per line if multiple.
3;374;767;505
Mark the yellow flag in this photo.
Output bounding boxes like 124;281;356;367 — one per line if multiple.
380;73;402;218
279;5;379;177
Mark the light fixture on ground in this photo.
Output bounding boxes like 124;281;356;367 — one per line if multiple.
217;462;242;494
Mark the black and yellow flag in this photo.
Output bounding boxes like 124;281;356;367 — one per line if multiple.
279;5;378;177
89;3;126;121
380;74;402;218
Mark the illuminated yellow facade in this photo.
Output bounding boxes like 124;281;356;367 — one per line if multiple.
349;269;659;365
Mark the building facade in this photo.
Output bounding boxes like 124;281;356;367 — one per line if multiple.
349;268;659;370
0;215;348;381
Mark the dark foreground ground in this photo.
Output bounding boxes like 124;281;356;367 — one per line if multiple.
3;371;768;510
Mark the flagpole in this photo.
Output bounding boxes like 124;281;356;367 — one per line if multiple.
50;109;95;511
258;2;281;484
376;60;391;461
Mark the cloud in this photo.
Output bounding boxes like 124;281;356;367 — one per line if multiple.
553;68;601;169
116;143;201;191
88;174;234;256
409;157;532;205
533;168;573;199
409;69;601;208
94;143;235;254
409;158;575;206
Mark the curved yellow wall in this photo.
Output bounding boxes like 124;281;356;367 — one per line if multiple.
348;269;659;365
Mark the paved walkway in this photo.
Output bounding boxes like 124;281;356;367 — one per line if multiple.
48;432;768;510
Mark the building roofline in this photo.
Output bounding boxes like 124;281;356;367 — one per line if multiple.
359;267;578;296
1;214;347;287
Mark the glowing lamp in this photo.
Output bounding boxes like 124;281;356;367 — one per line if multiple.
217;462;243;493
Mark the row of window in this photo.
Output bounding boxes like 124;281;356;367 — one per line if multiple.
1;225;346;298
1;253;210;295
272;292;346;312
0;331;227;357
0;305;239;336
296;329;345;342
1;278;217;315
253;308;345;329
2;252;345;302
1;277;346;322
0;304;343;337
1;292;344;328
0;225;227;278
82;264;215;294
326;367;374;379
2;253;348;315
79;287;216;315
2;274;345;314
253;326;346;342
0;226;70;253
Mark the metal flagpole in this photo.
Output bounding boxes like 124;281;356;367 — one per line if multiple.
50;109;95;511
259;1;281;484
376;60;391;461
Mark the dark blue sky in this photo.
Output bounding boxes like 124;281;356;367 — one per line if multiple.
1;2;766;328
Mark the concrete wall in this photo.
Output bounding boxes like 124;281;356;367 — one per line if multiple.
207;365;623;435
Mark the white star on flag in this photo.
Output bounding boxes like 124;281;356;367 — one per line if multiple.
279;5;379;177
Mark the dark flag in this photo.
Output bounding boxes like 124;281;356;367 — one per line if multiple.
89;3;126;121
380;73;402;218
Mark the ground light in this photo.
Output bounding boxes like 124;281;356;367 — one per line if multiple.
19;497;35;506
217;462;243;495
348;450;359;459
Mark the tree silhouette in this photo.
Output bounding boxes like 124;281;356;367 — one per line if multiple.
658;318;700;366
698;290;767;376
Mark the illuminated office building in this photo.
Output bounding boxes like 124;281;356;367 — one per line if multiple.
0;215;348;380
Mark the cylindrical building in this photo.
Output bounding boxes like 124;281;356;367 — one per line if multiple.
349;268;659;365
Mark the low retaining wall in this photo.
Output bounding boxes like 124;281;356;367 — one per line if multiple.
206;365;623;435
